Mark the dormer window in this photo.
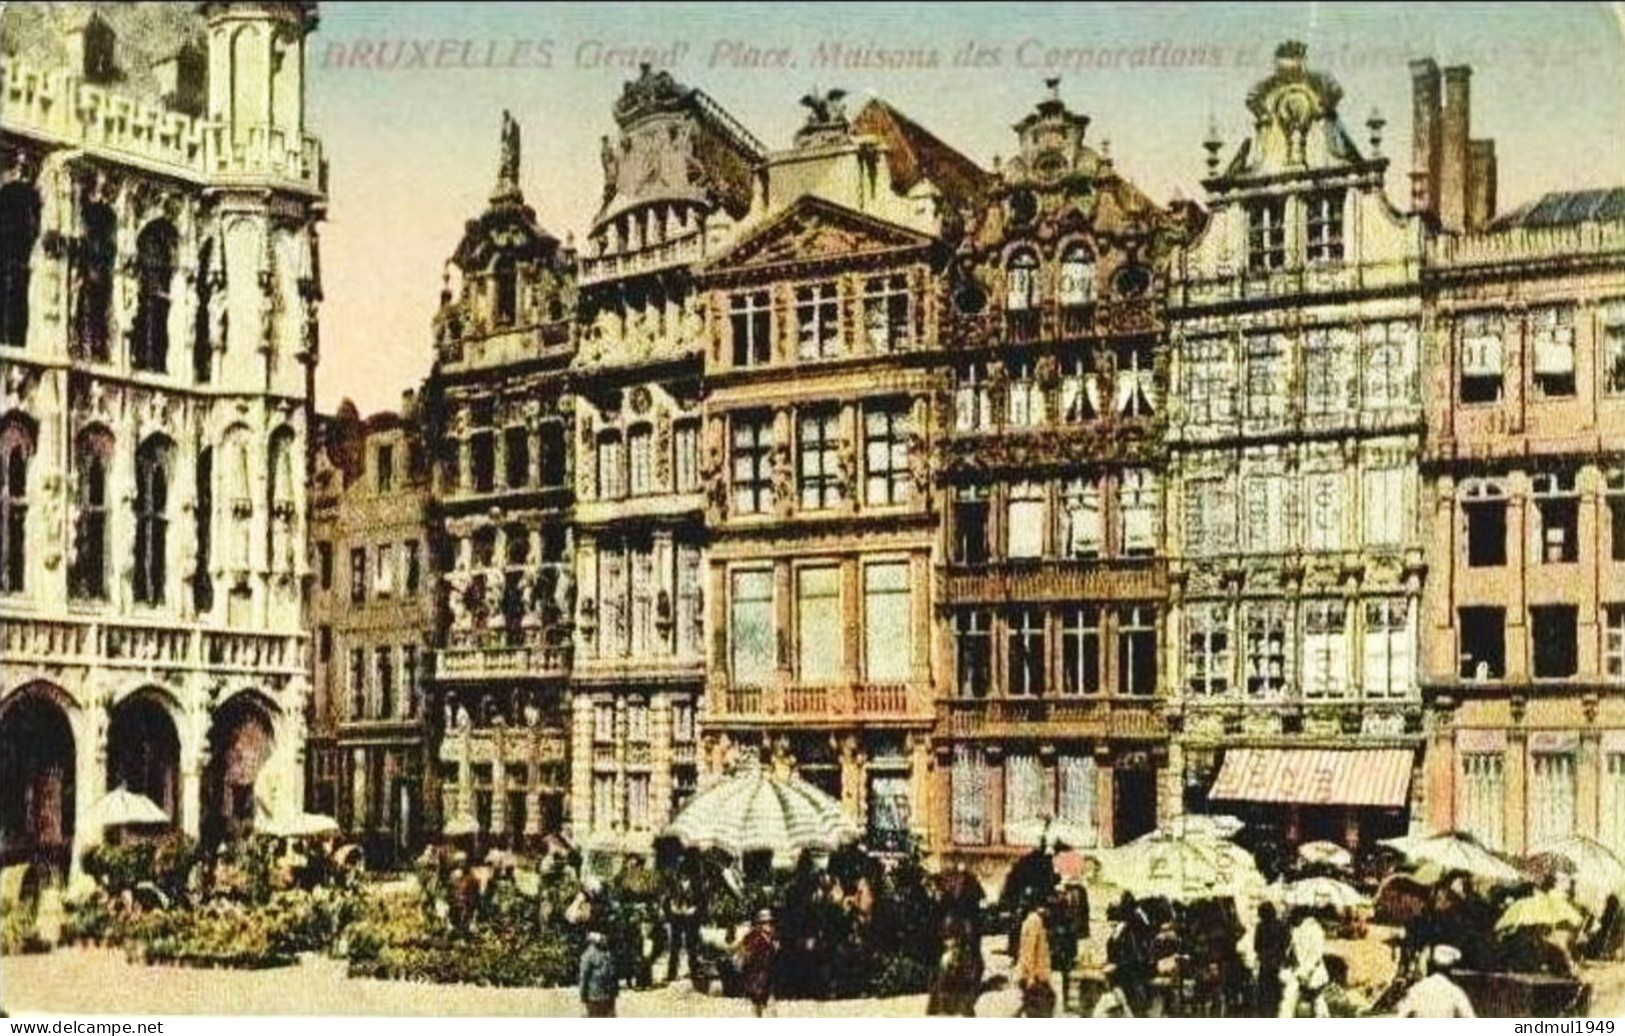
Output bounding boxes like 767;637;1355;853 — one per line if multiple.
1006;252;1039;311
1246;198;1287;272
1306;191;1345;264
1058;247;1095;307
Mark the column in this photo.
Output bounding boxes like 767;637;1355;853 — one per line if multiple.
841;735;864;821
774;560;793;687
987;747;1006;847
1094;749;1114;847
456;722;474;821
570;694;593;839
1157;740;1184;830
1580;727;1601;839
74;702;109;872
841;558;861;686
651;691;672;831
524;724;543;838
1427;706;1457;834
490;721;507;837
1506;723;1528;856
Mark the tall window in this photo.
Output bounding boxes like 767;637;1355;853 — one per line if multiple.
1007;481;1045;559
797;566;841;684
1463;479;1508;567
1605;302;1625;396
1245;333;1286;421
0;184;39;346
731;291;772;366
1057;755;1098;845
376;646;395;718
731;415;774;515
1008;362;1042;426
470;430;495;493
1184;480;1236;556
627;425;653;496
1304;328;1350;417
627;774;651;832
1304;472;1343;552
1120;469;1158;557
1245;472;1288;554
75;203;116;361
1460;312;1504;404
375;543;396;597
955;611;992;697
0;417;31;593
950;746;990;845
1608;606;1625;682
348;647;366;719
1531;306;1577;398
673;420;700;493
1061;354;1098;422
598;544;628;657
1245;604;1289;698
730;570;775;686
1005;251;1039;311
1185;604;1231;698
493;256;517;326
133;221;176;372
1184;336;1233;423
267;429;296;576
1115;344;1156;417
1061;605;1101;696
1058;246;1095;307
1610;471;1625;563
539;422;566;487
1530;751;1578;849
402;644;419;717
1363;466;1406;548
1306;191;1345;264
1004;753;1045;845
954;367;993;432
1364;321;1413;409
503;427;529;489
796;283;841;360
404;540;421;595
133;437;171;604
1531;605;1579;679
1007;609;1045;696
953;487;990;564
864;562;911;682
1303;601;1348;698
596;431;624;500
70;428;113;600
1246;198;1286;272
194;446;213;613
350;547;366;604
376;444;395;492
1459;752;1505;852
864;275;910;351
1060;477;1103;558
864;404;910;506
317;542;333;590
1119;606;1157;695
1458;606;1506;680
1364;599;1413;698
798;412;841;510
1532;471;1579;564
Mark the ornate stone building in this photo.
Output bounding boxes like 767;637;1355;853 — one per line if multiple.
1420;171;1625;850
932;83;1185;871
1165;43;1429;851
306;395;433;866
0;2;324;873
569;66;762;854
696;92;983;851
422;115;577;847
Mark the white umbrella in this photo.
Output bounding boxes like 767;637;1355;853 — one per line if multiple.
1090;830;1265;902
1139;814;1244;842
88;786;169;828
261;811;340;838
1274;876;1369;912
1527;834;1625;913
442;815;479;838
665;767;859;858
1298;840;1353;869
1381;831;1522;883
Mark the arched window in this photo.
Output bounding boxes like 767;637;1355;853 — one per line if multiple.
1005;251;1039;311
194;446;213;613
0;416;33;593
493;256;517;327
222;427;253;571
75;203;117;361
133;221;177;372
1058;245;1095;307
134;437;172;605
193;241;215;384
71;427;115;600
0;183;41;346
597;429;624;500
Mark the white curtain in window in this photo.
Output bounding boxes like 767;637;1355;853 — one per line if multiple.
1529;751;1578;849
797;566;841;683
1004;753;1046;845
1056;755;1098;845
1461;318;1503;376
1008;485;1045;558
1601;750;1625;858
951;746;989;846
1062;479;1103;557
1532;309;1576;376
1458;752;1505;852
1363;468;1405;547
864;562;911;682
1120;469;1157;553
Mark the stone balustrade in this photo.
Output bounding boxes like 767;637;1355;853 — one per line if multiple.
1;614;305;677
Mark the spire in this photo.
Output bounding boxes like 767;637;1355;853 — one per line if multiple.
493;109;522;204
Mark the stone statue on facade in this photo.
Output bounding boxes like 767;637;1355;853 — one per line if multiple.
497;110;522;197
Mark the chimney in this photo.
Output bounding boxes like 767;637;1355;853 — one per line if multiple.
1409;59;1442;220
1439;66;1472;231
401;388;418;420
1467;139;1497;231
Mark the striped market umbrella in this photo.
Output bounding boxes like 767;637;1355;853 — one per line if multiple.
1089;830;1265;903
664;767;860;859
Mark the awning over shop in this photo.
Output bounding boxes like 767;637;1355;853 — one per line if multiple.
1209;748;1414;808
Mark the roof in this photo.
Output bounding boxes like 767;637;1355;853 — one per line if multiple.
1490;188;1625;230
852;99;989;209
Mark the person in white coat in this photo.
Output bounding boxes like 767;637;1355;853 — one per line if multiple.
1278;912;1332;1018
1397;945;1476;1019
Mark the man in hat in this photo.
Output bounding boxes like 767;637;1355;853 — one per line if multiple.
737;909;779;1017
1397;945;1476;1018
579;930;620;1017
1015;897;1056;1017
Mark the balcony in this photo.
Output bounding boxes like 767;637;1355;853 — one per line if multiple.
0;615;305;679
712;683;923;724
942;557;1166;605
950;299;1155;350
936;695;1165;741
435;642;573;682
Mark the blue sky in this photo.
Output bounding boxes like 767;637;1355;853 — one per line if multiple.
307;2;1625;413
